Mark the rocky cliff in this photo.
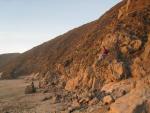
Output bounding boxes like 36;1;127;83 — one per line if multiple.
0;0;150;90
0;0;150;112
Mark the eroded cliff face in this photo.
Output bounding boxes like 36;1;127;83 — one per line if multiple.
56;0;150;92
0;0;150;113
0;0;150;93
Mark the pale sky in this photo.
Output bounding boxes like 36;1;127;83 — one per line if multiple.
0;0;121;54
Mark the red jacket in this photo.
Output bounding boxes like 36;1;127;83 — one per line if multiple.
104;48;109;55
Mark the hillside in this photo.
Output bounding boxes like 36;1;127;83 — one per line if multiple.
0;0;150;88
0;53;20;70
0;0;149;84
0;0;149;85
0;53;20;79
0;1;124;80
0;0;150;112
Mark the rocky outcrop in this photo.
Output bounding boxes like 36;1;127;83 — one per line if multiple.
101;79;134;97
109;75;150;113
103;95;114;105
108;60;126;81
0;0;149;93
1;0;150;113
118;0;132;19
65;66;100;91
131;33;150;78
131;57;146;78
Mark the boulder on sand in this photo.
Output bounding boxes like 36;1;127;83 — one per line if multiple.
25;82;36;94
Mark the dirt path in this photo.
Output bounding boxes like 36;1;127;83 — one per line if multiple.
0;79;27;101
0;78;38;113
0;78;46;113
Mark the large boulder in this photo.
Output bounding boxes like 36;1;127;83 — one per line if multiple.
101;79;134;97
25;82;36;94
131;57;146;78
65;66;101;91
119;34;142;55
65;76;80;91
129;39;142;52
108;60;126;81
109;76;150;113
103;95;114;105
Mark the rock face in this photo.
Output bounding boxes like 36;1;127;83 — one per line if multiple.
88;97;99;106
103;95;114;105
65;66;100;91
0;0;150;92
0;0;150;113
109;60;125;81
0;1;150;112
109;76;150;113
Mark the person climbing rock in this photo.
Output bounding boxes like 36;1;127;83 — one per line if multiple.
94;46;110;66
98;46;109;61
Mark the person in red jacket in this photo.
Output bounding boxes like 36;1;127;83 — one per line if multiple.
103;46;109;55
98;46;109;61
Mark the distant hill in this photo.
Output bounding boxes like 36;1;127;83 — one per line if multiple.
0;53;20;69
